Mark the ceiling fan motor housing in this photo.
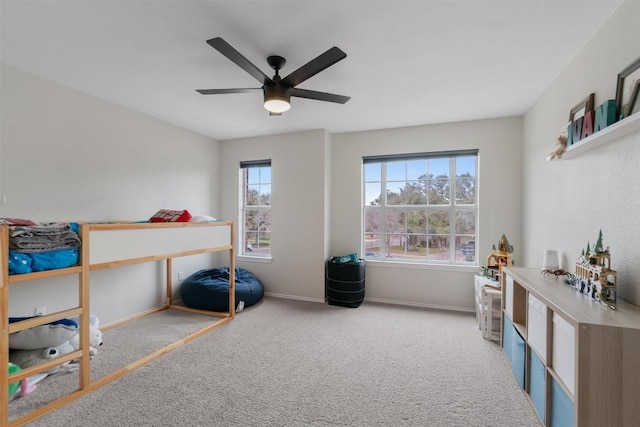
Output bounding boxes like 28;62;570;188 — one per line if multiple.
263;82;291;113
267;55;286;73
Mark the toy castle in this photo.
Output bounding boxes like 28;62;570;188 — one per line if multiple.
485;233;514;284
574;230;617;306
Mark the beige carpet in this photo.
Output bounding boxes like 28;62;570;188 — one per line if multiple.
11;297;541;426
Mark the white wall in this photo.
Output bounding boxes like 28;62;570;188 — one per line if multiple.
522;1;640;306
218;130;330;301
4;0;638;318
1;65;221;324
331;117;523;310
218;119;522;311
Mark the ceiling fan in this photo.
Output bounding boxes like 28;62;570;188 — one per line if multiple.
197;37;350;115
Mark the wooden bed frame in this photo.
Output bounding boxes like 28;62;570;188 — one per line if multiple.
0;221;235;427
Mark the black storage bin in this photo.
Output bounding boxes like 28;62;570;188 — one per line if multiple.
326;259;365;308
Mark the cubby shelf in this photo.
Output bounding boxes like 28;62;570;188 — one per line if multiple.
502;267;640;427
562;112;640;159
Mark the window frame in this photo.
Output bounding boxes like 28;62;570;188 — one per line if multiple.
240;159;272;258
362;150;478;266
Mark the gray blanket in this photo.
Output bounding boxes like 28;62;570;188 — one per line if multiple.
9;223;81;253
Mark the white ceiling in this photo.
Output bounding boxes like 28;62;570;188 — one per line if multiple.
0;0;623;141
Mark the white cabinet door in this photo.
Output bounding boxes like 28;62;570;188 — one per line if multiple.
505;274;514;317
528;293;547;362
552;312;576;395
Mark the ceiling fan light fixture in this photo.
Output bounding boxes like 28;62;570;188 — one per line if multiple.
264;98;290;113
263;84;291;113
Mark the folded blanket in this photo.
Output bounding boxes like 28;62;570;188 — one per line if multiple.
9;222;81;253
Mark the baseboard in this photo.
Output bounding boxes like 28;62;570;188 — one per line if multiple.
264;292;325;303
265;292;474;313
364;297;474;313
102;306;167;330
103;298;190;330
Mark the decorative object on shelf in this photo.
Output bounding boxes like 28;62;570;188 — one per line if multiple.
628;80;640;116
561;110;640;160
480;265;489;277
541;268;571;278
567;93;595;146
540;249;570;278
615;56;640;120
542;249;560;270
485;233;514;283
594;99;618;132
548;59;640;162
546;126;568;161
569;229;617;308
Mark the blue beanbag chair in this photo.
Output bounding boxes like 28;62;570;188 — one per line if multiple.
180;267;264;312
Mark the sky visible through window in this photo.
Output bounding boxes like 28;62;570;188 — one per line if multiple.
364;157;475;205
247;167;271;186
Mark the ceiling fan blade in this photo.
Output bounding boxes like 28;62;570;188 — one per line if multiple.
291;88;350;104
206;37;272;85
281;47;347;87
196;88;261;95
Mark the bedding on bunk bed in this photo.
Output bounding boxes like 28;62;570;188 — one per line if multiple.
4;213;220;275
149;209;192;222
2;219;81;275
148;209;216;223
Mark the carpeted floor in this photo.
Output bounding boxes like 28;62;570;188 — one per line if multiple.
11;297;541;426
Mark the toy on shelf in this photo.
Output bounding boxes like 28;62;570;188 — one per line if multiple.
571;230;617;308
9;315;103;378
485;233;514;283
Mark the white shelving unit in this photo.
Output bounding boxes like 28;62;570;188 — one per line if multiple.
562;112;640;159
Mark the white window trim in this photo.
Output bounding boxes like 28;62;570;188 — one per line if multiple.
239;159;272;258
362;150;478;266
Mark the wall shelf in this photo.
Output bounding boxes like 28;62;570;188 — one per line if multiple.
562;112;640;159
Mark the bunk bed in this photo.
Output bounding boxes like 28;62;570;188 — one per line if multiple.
1;221;235;427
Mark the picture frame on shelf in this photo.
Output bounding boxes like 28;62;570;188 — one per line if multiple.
628;80;640;116
569;93;594;122
615;56;640;119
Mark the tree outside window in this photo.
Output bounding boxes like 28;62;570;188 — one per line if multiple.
241;161;271;257
363;152;477;264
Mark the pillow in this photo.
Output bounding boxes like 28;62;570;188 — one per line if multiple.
1;218;37;226
149;209;192;223
189;215;217;222
8;317;78;350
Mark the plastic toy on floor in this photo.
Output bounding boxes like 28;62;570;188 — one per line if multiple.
66;315;103;359
7;362;46;401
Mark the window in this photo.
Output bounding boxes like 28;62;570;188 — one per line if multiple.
363;150;477;265
240;160;271;257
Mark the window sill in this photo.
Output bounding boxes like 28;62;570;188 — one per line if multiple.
363;259;479;272
237;255;273;264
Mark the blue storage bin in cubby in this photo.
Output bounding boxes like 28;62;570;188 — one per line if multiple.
502;315;513;361
511;327;526;389
551;377;574;427
529;350;546;423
